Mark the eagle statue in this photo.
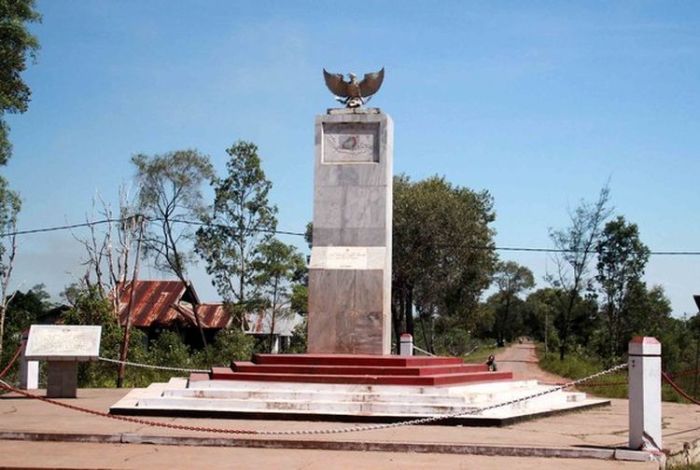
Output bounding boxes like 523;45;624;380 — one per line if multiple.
323;68;385;108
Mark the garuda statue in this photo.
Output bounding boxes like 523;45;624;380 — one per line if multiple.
323;68;385;108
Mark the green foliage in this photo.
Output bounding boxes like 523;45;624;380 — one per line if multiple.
487;261;535;346
62;287;143;387
392;174;497;352
596;216;651;358
0;176;21;358
132;149;214;278
290;284;308;314
287;318;307;353
195;141;278;318
0;0;41;165
547;185;611;359
0;285;49;380
537;341;699;403
206;327;254;365
432;326;478;356
252;238;306;352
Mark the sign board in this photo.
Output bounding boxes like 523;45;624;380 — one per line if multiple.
310;246;386;270
24;325;102;361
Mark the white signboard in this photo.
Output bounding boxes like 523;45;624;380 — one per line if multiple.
310;246;386;270
24;325;102;361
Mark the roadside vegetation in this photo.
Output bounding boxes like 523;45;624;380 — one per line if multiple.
537;343;700;404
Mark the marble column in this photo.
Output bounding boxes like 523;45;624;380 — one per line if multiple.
307;108;393;355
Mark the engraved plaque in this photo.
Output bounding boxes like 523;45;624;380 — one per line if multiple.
322;122;379;163
310;246;386;270
25;325;102;361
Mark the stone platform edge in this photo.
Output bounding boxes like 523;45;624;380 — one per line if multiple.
0;430;658;464
108;399;612;427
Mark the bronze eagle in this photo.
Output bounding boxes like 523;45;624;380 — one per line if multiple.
323;68;385;108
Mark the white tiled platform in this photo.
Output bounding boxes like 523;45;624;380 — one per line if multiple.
110;377;609;425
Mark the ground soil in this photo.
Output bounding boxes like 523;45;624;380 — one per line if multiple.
495;340;568;383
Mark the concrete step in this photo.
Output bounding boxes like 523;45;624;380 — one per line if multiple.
163;384;570;407
251;353;465;367
187;377;540;396
111;376;608;423
208;369;513;386
138;395;483;416
230;361;487;376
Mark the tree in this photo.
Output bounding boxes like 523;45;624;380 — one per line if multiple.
195;141;277;325
0;178;20;361
547;186;611;359
132;149;213;346
489;261;535;346
0;285;49;369
251;239;306;353
392;175;497;353
72;188;140;306
595;216;650;358
0;0;41;165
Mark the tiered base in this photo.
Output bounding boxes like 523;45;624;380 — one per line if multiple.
110;354;609;425
200;353;514;386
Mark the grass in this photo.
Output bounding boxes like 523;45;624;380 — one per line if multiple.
536;344;699;403
463;342;505;364
538;346;630;399
668;464;700;470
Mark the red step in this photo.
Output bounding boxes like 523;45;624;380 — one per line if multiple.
208;369;513;386
199;353;511;387
251;353;464;367
231;361;487;376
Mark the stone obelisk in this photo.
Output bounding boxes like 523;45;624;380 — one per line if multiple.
307;108;393;355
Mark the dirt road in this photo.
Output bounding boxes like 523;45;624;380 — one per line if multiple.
495;340;567;383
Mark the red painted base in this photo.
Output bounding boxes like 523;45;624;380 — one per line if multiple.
192;354;513;387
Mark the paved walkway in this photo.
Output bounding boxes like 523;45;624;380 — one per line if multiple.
1;386;698;469
495;341;569;383
1;342;698;468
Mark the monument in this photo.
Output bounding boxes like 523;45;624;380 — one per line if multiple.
307;69;391;355
110;70;607;424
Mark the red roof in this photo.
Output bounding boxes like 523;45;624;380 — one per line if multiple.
115;280;229;329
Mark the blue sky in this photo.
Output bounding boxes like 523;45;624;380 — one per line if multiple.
4;1;700;315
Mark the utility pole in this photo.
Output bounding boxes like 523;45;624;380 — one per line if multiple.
117;214;144;388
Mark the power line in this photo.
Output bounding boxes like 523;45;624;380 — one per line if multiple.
1;216;699;256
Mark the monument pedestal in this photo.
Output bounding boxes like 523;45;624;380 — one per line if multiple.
308;108;393;355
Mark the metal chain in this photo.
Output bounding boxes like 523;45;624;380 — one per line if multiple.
412;345;437;357
0;344;23;379
253;362;630;436
97;356;209;374
0;362;628;436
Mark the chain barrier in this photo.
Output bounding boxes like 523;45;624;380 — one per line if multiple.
662;371;700;406
0;362;628;436
97;356;208;374
0;344;23;379
412;345;436;357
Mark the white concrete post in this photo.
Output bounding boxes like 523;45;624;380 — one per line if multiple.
628;336;662;451
399;333;413;356
18;332;38;390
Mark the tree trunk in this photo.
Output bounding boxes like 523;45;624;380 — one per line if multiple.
0;305;5;362
117;217;144;388
405;286;414;336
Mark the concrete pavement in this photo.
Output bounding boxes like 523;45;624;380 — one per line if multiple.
0;387;698;468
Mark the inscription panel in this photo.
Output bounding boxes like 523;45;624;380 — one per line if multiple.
322;122;379;164
310;246;386;270
25;325;102;361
